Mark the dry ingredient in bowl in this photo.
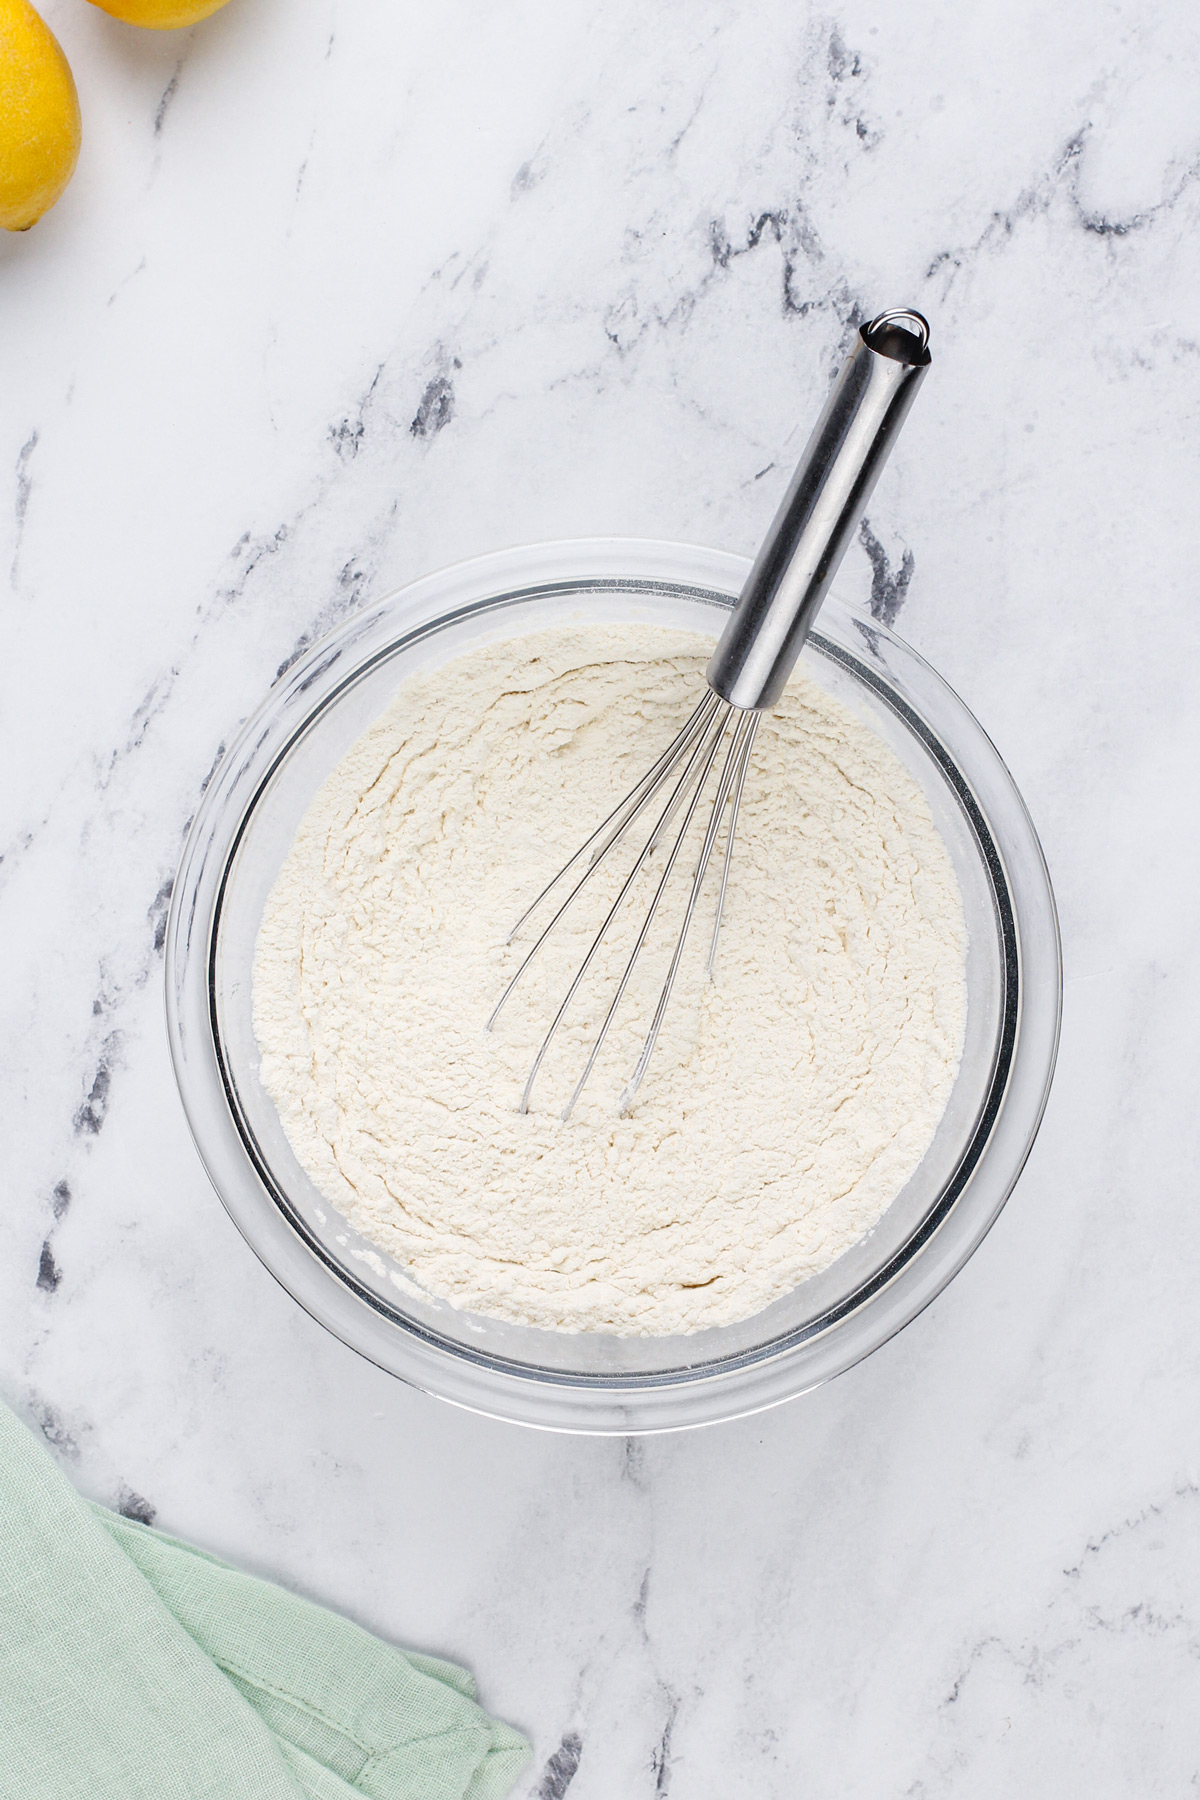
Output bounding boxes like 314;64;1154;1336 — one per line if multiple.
252;625;967;1336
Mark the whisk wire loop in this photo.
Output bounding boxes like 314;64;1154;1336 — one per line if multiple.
518;697;734;1115
489;687;766;1115
558;701;740;1119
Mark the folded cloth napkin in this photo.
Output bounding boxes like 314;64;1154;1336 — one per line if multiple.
0;1403;529;1800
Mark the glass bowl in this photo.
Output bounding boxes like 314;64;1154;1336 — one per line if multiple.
165;540;1061;1433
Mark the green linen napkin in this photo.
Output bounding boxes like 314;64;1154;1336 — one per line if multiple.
0;1402;529;1800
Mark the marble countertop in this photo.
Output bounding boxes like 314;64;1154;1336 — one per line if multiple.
3;0;1199;1792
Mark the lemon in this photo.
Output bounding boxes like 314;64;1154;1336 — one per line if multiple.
87;0;232;26
0;0;80;232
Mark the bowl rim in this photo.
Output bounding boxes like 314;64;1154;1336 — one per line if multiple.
165;537;1062;1433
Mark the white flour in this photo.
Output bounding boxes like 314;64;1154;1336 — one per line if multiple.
252;625;967;1336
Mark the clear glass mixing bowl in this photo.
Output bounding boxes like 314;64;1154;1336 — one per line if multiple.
165;540;1061;1432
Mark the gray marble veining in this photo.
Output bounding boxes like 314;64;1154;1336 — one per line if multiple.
2;0;1199;1792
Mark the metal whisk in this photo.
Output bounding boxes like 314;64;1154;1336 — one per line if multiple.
489;308;932;1117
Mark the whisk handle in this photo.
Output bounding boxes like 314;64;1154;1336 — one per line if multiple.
707;309;931;711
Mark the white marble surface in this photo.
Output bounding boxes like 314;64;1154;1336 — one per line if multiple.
3;0;1200;1791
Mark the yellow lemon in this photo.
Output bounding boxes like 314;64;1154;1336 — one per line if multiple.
87;0;233;26
0;0;80;232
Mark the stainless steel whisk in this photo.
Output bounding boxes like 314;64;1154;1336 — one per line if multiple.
489;308;932;1117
